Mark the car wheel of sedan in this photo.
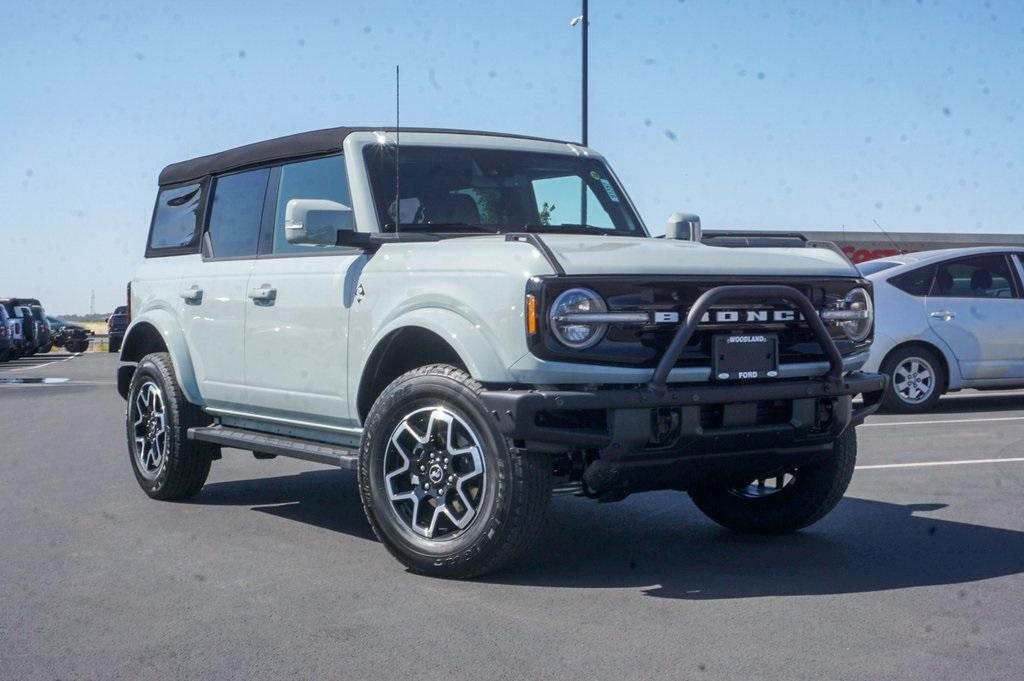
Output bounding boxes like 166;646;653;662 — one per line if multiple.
879;345;945;413
689;427;857;534
126;352;216;500
359;364;551;579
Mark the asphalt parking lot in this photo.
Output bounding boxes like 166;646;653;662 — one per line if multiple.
1;353;1022;680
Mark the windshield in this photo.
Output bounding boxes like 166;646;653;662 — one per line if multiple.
363;145;645;235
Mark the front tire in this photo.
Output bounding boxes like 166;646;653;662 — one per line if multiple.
126;352;215;500
359;364;551;579
689;427;857;534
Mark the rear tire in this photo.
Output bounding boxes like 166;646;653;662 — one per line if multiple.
689;427;857;534
879;345;945;413
126;352;215;500
359;364;551;579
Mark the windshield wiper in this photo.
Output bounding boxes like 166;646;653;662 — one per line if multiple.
521;223;632;236
385;222;500;234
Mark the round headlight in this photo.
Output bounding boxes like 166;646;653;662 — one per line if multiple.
841;287;873;342
549;288;608;349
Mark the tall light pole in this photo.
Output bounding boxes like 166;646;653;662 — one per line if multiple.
571;1;588;146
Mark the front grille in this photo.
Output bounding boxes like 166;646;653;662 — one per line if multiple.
530;275;870;368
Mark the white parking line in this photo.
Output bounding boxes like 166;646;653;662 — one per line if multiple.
2;353;79;372
942;390;1024;399
857;457;1024;470
862;416;1024;428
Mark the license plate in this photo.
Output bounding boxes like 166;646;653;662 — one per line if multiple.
713;334;779;380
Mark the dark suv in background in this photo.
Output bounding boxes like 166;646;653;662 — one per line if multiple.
0;305;13;361
0;298;49;356
48;316;92;353
107;306;128;353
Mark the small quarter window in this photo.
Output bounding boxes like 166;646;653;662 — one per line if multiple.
148;183;203;252
206;168;269;259
888;265;935;297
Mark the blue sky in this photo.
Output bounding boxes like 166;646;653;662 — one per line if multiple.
1;0;1021;313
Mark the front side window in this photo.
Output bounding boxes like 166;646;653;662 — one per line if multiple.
206;168;269;258
363;145;643;235
271;155;351;254
149;182;203;251
930;254;1017;299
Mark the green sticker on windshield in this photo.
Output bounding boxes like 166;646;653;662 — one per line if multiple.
590;171;601;180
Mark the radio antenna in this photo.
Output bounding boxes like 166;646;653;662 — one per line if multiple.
872;218;903;255
394;64;401;234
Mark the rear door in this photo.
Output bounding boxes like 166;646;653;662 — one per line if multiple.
177;168;270;409
243;154;363;429
925;253;1024;380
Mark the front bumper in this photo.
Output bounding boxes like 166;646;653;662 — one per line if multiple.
481;371;886;451
482;284;888;495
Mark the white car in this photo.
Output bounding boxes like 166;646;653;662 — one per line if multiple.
861;246;1024;412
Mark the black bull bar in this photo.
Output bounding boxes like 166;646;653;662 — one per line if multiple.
480;285;888;451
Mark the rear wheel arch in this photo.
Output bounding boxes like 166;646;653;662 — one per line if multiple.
881;340;952;393
118;316;203;406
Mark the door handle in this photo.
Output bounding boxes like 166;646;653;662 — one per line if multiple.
179;286;203;304
248;286;277;303
929;310;955;321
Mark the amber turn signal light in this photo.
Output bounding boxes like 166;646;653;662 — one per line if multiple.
526;294;538;335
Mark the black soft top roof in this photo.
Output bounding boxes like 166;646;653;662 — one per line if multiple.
158;126;572;187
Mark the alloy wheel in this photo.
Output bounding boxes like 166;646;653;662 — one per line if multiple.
383;406;486;540
892;356;936;405
131;380;168;480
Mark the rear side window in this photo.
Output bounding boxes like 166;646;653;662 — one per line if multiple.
930;254;1018;299
149;183;203;252
270;155;351;254
206;168;270;258
888;265;935;297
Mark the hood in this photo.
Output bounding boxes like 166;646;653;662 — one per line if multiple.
536;234;859;278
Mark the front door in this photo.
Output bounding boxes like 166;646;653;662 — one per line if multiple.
244;154;363;429
925;253;1024;380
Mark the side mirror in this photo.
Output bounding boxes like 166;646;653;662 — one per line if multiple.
285;199;354;246
665;212;702;241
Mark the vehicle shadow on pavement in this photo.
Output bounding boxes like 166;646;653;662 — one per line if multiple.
196;469;377;541
198;470;1024;599
494;494;1024;600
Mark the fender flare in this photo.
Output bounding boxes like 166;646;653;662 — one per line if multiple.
120;309;205;406
356;307;517;396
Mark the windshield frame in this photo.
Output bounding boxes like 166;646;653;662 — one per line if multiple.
354;136;649;238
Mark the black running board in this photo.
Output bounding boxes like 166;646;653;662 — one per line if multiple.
188;426;359;470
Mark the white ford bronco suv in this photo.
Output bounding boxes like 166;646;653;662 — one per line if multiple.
118;127;886;578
